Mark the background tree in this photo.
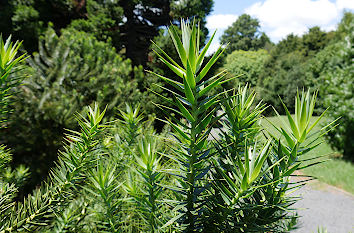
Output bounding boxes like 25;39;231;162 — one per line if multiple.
258;50;307;114
220;14;270;53
306;12;354;160
302;26;335;57
0;0;44;53
257;26;335;114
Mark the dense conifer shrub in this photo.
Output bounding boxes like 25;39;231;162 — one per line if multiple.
0;27;152;192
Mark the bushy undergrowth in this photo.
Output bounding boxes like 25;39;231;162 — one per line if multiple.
0;21;335;232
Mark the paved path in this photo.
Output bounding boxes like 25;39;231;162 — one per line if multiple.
291;178;354;233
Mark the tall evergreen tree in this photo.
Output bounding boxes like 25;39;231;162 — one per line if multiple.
220;14;270;53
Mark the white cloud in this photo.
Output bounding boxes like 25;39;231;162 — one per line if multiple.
206;14;238;29
245;0;354;42
206;41;221;56
205;14;238;54
205;30;224;55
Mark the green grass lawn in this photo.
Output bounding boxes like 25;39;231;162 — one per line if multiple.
261;116;354;195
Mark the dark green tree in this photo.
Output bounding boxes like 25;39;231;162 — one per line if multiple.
258;51;308;114
306;12;354;160
0;0;213;66
120;0;213;66
302;26;335;57
1;27;145;193
0;0;44;53
220;14;270;53
0;0;123;53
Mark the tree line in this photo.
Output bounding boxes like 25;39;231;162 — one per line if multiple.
219;12;353;161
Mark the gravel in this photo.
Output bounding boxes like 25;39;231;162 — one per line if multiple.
291;180;354;233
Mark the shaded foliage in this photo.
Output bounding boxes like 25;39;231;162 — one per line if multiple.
0;0;213;66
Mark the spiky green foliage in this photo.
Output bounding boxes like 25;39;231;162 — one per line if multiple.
0;35;30;207
85;163;122;232
206;86;275;231
270;90;335;150
119;104;145;147
150;19;229;231
49;197;88;233
106;104;158;171
205;90;330;232
219;85;266;150
125;136;164;232
148;20;336;232
0;104;106;232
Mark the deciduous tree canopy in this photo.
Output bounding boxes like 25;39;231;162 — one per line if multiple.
220;14;270;53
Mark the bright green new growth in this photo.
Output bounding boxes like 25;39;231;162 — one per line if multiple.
274;90;331;145
119;104;145;146
269;90;336;156
0;35;25;74
126;136;163;232
0;35;26;123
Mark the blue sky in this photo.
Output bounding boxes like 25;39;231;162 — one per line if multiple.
211;0;260;15
206;0;354;53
